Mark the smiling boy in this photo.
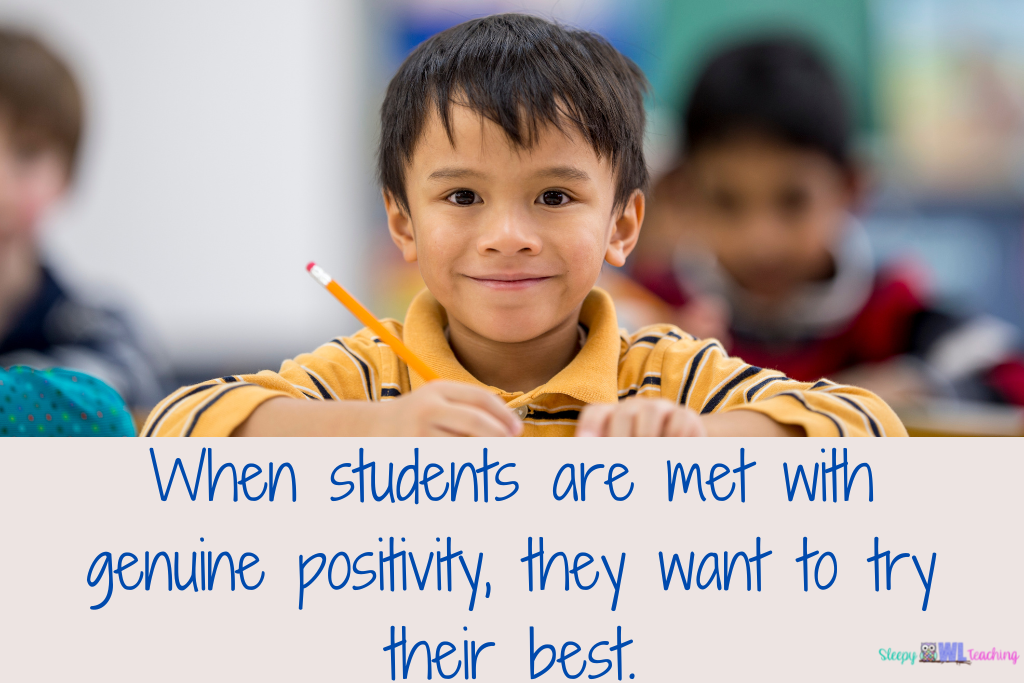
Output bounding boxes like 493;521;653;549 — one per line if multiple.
143;14;905;437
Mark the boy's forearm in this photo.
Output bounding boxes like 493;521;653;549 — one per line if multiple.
701;409;805;437
232;397;379;436
234;398;805;437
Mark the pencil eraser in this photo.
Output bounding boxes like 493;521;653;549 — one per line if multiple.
307;263;332;286
306;261;316;272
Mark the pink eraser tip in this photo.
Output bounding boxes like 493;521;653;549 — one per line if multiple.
306;262;316;272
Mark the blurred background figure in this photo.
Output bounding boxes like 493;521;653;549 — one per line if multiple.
0;0;367;420
0;0;1019;434
0;26;166;411
627;35;1024;411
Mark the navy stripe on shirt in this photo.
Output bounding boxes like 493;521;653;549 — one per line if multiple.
833;394;881;436
305;371;333;400
526;408;580;421
631;335;663;346
679;342;720;406
745;375;789;402
330;339;374;401
184;384;252;437
144;383;218;436
701;366;762;414
778;392;846;436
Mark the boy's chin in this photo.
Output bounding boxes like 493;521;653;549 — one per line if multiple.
461;312;570;345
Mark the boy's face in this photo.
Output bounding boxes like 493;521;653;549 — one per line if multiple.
684;135;856;302
0;109;68;245
385;105;642;343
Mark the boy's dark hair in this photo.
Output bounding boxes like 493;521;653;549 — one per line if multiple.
0;27;83;173
683;36;851;167
378;13;649;213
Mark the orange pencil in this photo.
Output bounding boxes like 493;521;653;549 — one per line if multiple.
306;262;440;383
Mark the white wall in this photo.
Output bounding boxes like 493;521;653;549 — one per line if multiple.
0;0;370;371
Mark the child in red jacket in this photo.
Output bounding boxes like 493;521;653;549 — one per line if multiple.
629;36;1024;406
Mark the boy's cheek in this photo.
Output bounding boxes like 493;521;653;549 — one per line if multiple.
13;193;56;236
11;164;67;232
580;253;609;284
416;243;468;294
0;195;38;239
562;226;610;266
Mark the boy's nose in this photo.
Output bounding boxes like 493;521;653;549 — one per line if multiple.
745;213;789;254
476;209;542;255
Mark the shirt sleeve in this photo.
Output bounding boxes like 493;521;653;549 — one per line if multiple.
659;336;907;437
141;327;399;437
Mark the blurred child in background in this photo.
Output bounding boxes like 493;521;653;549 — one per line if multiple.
0;27;166;410
629;36;1024;407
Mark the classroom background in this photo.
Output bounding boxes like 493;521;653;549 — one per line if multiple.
0;0;1022;431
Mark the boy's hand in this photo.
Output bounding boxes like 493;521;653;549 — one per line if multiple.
575;398;707;437
233;381;522;437
374;381;523;437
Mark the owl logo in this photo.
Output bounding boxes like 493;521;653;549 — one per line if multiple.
921;643;938;662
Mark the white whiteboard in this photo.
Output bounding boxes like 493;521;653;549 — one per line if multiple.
0;0;371;371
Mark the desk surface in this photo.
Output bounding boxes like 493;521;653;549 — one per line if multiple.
895;400;1024;437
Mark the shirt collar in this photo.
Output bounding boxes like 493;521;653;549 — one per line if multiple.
402;288;622;406
683;217;876;341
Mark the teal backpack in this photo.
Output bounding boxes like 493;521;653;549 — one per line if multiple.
0;366;135;436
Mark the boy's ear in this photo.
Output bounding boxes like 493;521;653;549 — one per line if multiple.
383;190;418;263
604;190;645;268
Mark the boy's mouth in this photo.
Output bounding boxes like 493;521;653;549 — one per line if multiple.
465;274;553;290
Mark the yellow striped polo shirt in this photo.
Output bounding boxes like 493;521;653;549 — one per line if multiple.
142;288;906;437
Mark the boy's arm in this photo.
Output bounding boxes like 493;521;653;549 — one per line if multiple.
576;399;804;437
231;382;521;437
140;368;317;437
141;336;521;437
668;338;906;437
715;375;906;437
141;333;393;436
577;374;903;437
577;334;907;437
702;409;805;436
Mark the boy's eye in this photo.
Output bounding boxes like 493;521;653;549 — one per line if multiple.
778;187;810;215
446;190;480;205
709;190;741;217
14;144;41;162
538;190;570;206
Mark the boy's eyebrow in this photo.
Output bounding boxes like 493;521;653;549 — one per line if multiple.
535;165;591;182
426;165;592;182
427;167;487;181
